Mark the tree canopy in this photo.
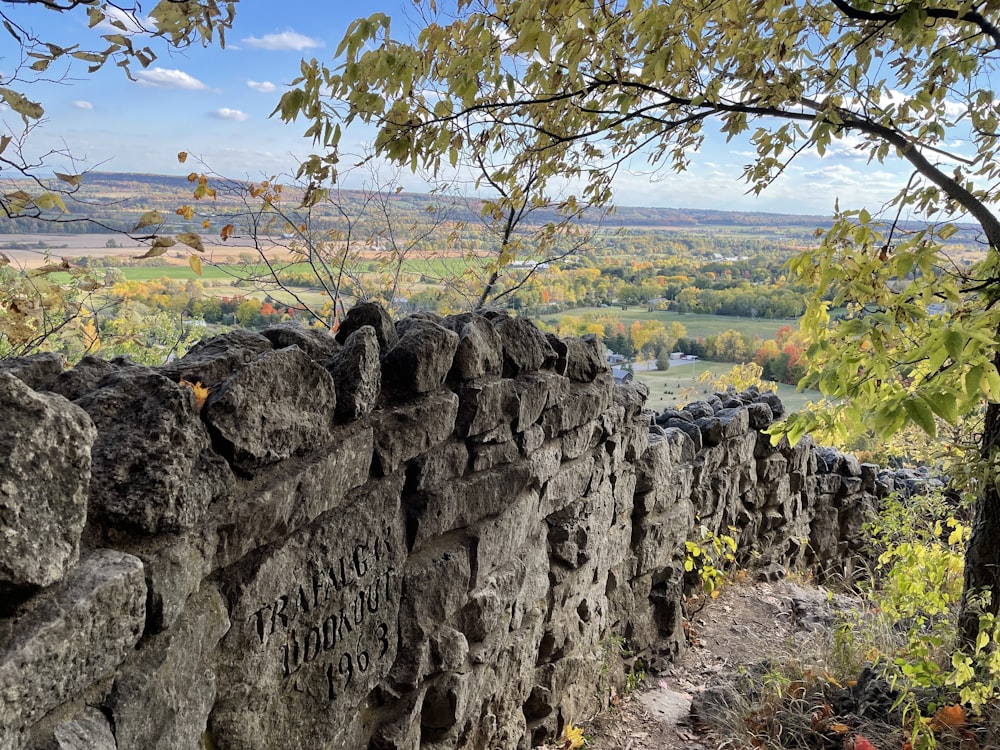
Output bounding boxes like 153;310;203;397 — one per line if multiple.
276;0;1000;639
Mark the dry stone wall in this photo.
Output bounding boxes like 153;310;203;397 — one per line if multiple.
1;305;892;750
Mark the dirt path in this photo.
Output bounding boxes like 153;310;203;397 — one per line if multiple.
584;578;842;750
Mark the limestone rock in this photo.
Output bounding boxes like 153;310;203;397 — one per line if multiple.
716;406;750;438
381;319;459;397
0;373;96;591
757;391;786;419
455;379;518;438
443;313;504;381
328;324;381;420
47;355;122;401
211;423;375;569
77;368;234;534
335;301;398;353
160;328;272;387
141;533;218;633
50;707;117;750
746;401;774;430
108;586;231;750
204;346;337;472
372;391;460;475
261;322;341;361
695;416;724;446
683;400;714;420
0;351;64;390
211;486;404;750
546;334;607;382
0;549;146;748
493;317;556;376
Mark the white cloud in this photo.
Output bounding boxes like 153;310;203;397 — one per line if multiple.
135;68;208;90
72;100;93;110
96;6;149;33
241;30;323;51
212;108;249;122
247;80;277;93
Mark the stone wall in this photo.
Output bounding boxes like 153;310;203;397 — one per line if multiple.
1;305;890;750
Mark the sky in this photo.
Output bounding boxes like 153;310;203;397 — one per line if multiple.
5;1;921;217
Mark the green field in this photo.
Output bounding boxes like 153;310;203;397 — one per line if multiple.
542;306;796;341
120;265;236;281
629;360;821;415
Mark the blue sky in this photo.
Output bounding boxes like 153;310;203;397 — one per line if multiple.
7;1;918;216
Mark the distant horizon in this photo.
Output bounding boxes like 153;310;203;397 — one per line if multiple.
25;169;835;223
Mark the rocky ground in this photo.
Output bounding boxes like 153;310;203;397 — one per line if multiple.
582;577;850;750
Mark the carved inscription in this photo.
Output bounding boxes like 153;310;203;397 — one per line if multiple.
245;525;398;704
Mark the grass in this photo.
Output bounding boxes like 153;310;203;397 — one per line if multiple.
543;306;795;341
629;360;821;414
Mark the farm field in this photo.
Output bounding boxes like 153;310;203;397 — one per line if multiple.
542;306;795;341
630;360;821;415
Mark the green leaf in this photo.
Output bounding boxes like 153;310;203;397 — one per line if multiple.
943;329;964;360
903;396;936;436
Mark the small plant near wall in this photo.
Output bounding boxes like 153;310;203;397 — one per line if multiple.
684;524;738;607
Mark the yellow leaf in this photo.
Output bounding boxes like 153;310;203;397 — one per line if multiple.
34;192;67;212
189;254;203;276
179;379;210;409
561;723;585;749
132;209;164;232
176;204;195;220
202;219;211;229
177;151;188;163
829;722;851;734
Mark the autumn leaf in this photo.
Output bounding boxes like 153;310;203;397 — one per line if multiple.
179;379;209;409
175;232;205;252
135;236;175;259
559;723;585;749
176;204;195;220
33;192;67;212
220;223;235;241
851;735;877;750
177;151;188;163
930;704;966;730
189;255;203;276
132;209;164;232
54;172;83;187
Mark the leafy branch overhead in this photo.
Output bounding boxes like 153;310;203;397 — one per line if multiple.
274;0;1000;642
277;0;999;238
0;1;237;222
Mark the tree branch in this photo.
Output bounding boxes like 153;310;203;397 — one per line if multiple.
829;0;1000;51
